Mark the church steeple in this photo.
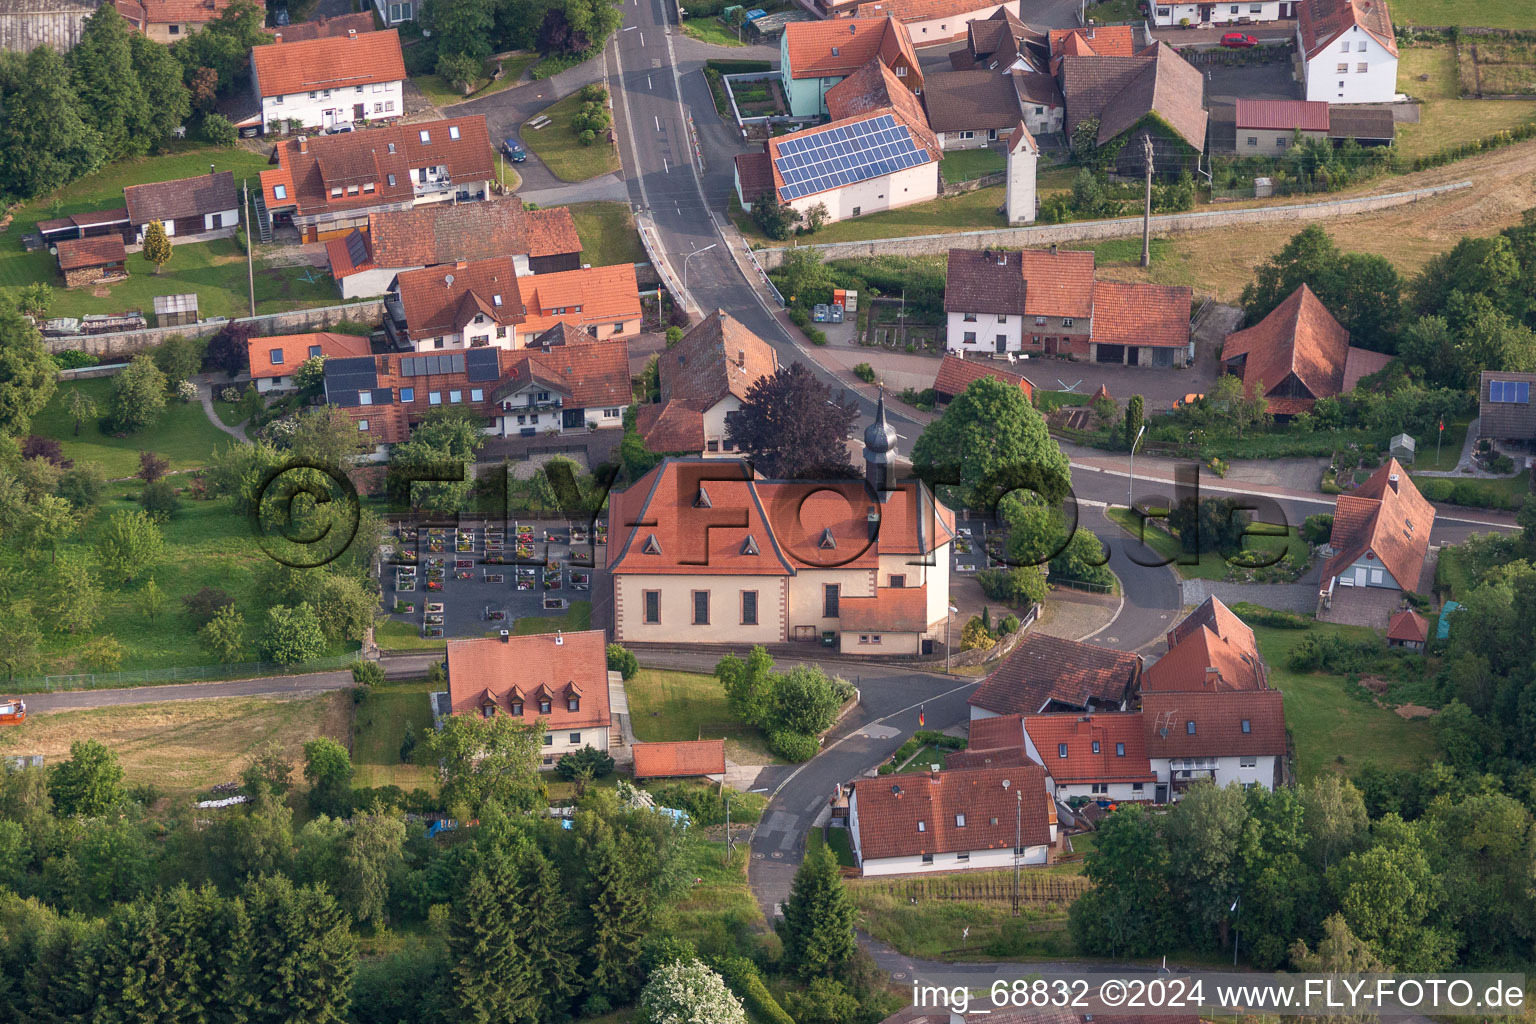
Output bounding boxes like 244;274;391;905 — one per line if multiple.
863;387;897;493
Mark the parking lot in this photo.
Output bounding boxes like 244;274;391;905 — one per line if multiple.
382;518;608;639
1204;59;1303;105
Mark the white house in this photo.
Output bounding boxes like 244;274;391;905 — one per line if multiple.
849;764;1056;876
488;343;631;437
1319;459;1433;601
856;0;1017;46
247;331;373;393
1152;0;1289;27
1020;713;1157;802
373;0;416;26
1142;690;1284;802
122;172;241;246
1297;0;1398;104
250;29;406;134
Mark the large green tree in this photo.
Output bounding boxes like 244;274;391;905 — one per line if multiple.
780;842;856;979
95;509;164;584
70;3;149;160
128;32;192;150
424;714;546;817
229;874;355;1024
0;45;102;201
449;850;533;1023
427;0;496;60
109;356;169;433
912;375;1070;512
1240;225;1404;350
584;829;649;1003
1068;804;1170;957
1163;783;1248;949
387;411;484;513
0;308;57;438
49;740;126;817
1327;817;1453;971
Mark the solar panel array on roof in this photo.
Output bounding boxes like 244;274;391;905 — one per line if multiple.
465;347;500;383
401;353;466;377
326;356;379;393
345;230;369;267
772;114;930;201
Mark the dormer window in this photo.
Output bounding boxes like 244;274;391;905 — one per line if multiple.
538;698;552;714
741;535;759;555
694;486;712;509
567;696;580;712
511;700;523;715
818;528;836;550
642;534;662;555
1241;719;1251;733
1116;742;1125;756
955;813;965;827
481;703;495;718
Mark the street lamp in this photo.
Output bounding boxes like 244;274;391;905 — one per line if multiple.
944;603;959;673
1231;896;1241;966
1127;423;1147;511
680;242;718;307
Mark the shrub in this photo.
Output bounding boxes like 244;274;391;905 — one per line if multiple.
201;113;237;147
960;617;996;651
852;362;876;384
139;478;181;520
1289;631;1379;674
351;661;386;686
53;350;97;370
713;956;795;1024
806;327;827;346
555;745;615;781
650;783;766;826
642;936;700;975
183;586;234;626
1301;513;1334;545
1402;591;1431;610
1227;601;1311;629
606;642;639;679
770;730;820;762
998;613;1021;635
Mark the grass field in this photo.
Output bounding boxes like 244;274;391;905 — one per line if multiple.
1455;34;1536;96
806;826;857;867
375;619;447;652
652;840;762;956
848;879;1076;961
512;600;593;634
1411;418;1468;471
1391;0;1536;29
1105;506;1304;581
1251;623;1438;780
351;679;438;791
523;91;623;182
34;376;232;476
411;52;540;108
568;201;646;268
0;692;348;798
940;148;1006;182
736;185;1009;245
681;17;749;46
1396;45;1536;158
624;668;778;764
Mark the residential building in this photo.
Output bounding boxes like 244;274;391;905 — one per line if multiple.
636;310;779;456
514;264;642;346
247;331;373;392
922;69;1027;149
1235;98;1331;155
1059;42;1209;176
1477;369;1536;445
779;17;920;117
943;247;1193;364
948;714;1038;770
56;236;127;288
1152;0;1290;28
969;633;1141;719
1012;70;1066;137
854;0;1019;46
1319;459;1434;601
948;7;1047;71
385;256;523;352
1144;595;1268;693
1220;283;1390;416
373;0;416;26
1297;0;1398;104
123;171;240;246
445;630;613;768
1143;689;1285;799
1387;609;1428;651
250;28;406;135
489;342;631;437
1047;23;1137;69
848;764;1056;875
272;11;375;41
608;396;955;654
931;352;1035;406
134;0;234;42
325;199;582;299
632;740;728;780
1021;713;1157;801
736;59;940;225
259;116;494;242
0;0;96;53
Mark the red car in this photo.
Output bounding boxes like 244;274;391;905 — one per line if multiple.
1221;31;1259;47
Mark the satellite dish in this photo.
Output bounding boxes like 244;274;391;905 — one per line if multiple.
1002;779;1011;789
444;273;455;286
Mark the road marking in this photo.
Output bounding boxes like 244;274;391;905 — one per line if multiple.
663;157;669;172
647;74;652;88
640;31;644;44
654;115;660;131
623;24;636;28
606;38;652;213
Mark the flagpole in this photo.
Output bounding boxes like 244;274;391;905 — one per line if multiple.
1437;417;1443;466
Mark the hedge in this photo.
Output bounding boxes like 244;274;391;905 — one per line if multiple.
770;730;820;761
1227;602;1311;629
713;957;796;1024
1414;476;1526;511
649;782;766;826
705;58;772;74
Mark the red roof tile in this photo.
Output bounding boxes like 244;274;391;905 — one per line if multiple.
968;713;1025;751
1144;596;1267;693
140;0;232;24
1142;689;1286;758
1221;283;1351;413
447;630;612;730
766;104;938;202
825;59;934;147
1048;25;1136;58
635;399;709;453
519;264;641;337
1091;279;1192;349
56;236;126;271
272;11;375;40
333;199;579;278
1017;247;1096;318
1235;98;1331;132
1387;608;1428;643
943;248;1029;317
783;17;920;84
1297;0;1397;59
632;739;727;778
735;150;775;202
495;341;632;411
247;331;372;380
853;764;1053;861
932;353;1034;402
838;587;931;632
1023;713;1156;784
393;256;523;339
854;0;1003;25
1321;459;1434;592
970;634;1140;716
250;28;405;98
659;310;778;408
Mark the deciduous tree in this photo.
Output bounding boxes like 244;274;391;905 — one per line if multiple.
261;602;327;665
200;604;246;662
912;375;1070;511
639;958;747;1024
49;739;126;816
0;46;102;202
424;714;546;817
109;355;168;433
725;363;858;479
1069;804;1171;957
64;388;97;437
0;308;58;438
95;509;164;583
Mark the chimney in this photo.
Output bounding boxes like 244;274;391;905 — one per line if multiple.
298;135;309;154
554;630;564;646
1205;666;1220;686
1087;18;1095;37
273;30;282;41
348;28;357;37
737;348;745;367
499;629;510;643
1388;472;1400;492
850;21;857;32
930;770;941;781
456;260;468;269
1050;243;1058;255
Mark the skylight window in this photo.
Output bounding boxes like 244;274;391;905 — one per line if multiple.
419;129;430;143
449;125;460;139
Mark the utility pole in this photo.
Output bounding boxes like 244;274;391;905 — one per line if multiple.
1128;423;1146;510
1012;788;1022;917
1141;134;1154;268
243;178;255;317
725;791;734;860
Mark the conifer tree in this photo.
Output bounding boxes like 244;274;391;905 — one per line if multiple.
584;832;648;1003
231;875;354;1024
69;3;148;159
449;854;531;1024
518;848;580;1018
0;46;101;205
781;843;857;979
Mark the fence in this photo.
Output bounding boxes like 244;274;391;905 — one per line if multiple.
41;299;385;359
941;171;1006;196
875;874;1091;905
12;650;367;694
1050;575;1114;594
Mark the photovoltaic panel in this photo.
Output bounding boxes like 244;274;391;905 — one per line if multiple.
465;347;500;382
325;355;379;397
771;114;931;202
401;352;467;377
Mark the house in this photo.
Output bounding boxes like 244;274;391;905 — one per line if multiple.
949;6;1046;70
1047;23;1137;69
736;59;940;225
779;17;920;117
325;199;582;299
1319;459;1434;600
608;397;955;653
272;11;375;41
848;763;1056;875
1220;283;1391;416
1477;369;1536;445
1386;608;1428;651
246;331;373;392
1021;713;1157;802
854;0;1019;46
1144;595;1268;692
514;264;642;347
1297;0;1398;104
372;0;417;27
133;0;234;42
922;70;1027;149
250;28;405;135
446;630;613;768
969;633;1140;719
931;353;1035;406
632;740;728;780
1152;0;1291;28
56;236;127;288
488;341;632;437
1235;98;1331;155
1142;689;1285;799
0;0;97;53
1059;42;1208;176
259;116;494;243
385;256;523;352
123;171;240;246
1012;69;1066;137
636;310;779;457
944;247;1193;364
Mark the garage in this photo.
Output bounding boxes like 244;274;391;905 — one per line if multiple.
1095;344;1125;364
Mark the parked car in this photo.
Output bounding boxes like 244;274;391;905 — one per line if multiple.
502;138;527;163
1173;392;1205;410
1220;32;1258;47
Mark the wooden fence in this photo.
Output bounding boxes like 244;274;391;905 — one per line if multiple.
876;874;1091;905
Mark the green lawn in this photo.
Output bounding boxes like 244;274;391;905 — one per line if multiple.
1391;0;1536;29
940;147;1006;183
511;600;593;635
1411;417;1467;471
1395;45;1536;158
375;619;447;652
1251;623;1438;781
895;744;950;772
411;52;540;108
1105;506;1303;581
212;397;247;428
34;376;232;477
568;201;646;268
848;878;1076;961
653;841;763;957
624;668;778;764
522;91;622;183
352;679;438;791
681;17;749;47
806;827;858;868
736;185;1010;246
1082;0;1140;22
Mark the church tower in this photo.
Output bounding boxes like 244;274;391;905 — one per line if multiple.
863;387;897;494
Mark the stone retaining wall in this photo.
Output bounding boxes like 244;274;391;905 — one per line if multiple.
43;299;385;359
754;180;1473;269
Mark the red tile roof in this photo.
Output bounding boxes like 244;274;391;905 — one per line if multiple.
1321;459;1434;592
970;634;1141;716
1142;689;1286;758
519;264;641;337
933;354;1035;402
1235;98;1331;132
1024;713;1156;784
247;331;372;380
329;199;580;279
140;0;232;24
1297;0;1397;59
1091;279;1192;349
852;763;1053;861
447;630;612;730
1048;24;1136;58
250;28;405;98
783;17;920;83
1387;608;1428;643
272;11;375;40
1059;44;1208;153
56;236;126;271
635;399;710;454
838;587;931;632
825;58;934;149
660;310;779;408
735;151;775;202
854;0;1003;25
968;713;1025;752
393;256;523;339
1221;283;1351;413
1343;345;1392;391
1169;593;1255;649
632;739;727;778
1017;247;1097;318
1144;596;1267;693
495;341;633;411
